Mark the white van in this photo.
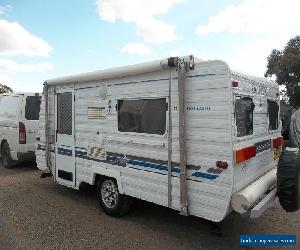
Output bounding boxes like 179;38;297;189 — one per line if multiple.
36;56;284;221
0;92;41;168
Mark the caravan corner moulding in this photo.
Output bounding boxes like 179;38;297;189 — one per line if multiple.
36;55;282;222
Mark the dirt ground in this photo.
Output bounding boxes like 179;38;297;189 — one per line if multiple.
0;163;299;250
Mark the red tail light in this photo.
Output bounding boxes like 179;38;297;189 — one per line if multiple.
19;122;26;144
273;136;283;148
235;145;256;164
232;80;239;87
216;161;228;169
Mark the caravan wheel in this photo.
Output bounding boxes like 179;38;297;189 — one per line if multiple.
97;177;131;217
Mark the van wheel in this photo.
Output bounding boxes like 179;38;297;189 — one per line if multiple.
1;142;16;169
97;178;131;217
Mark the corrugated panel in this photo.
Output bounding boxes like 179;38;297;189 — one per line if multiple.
36;86;56;173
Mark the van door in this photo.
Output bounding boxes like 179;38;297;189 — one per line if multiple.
55;87;75;187
23;95;41;151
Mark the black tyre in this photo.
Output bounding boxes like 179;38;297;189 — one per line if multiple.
97;177;131;217
1;142;16;169
277;147;300;212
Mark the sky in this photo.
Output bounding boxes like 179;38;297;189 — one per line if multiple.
0;0;299;92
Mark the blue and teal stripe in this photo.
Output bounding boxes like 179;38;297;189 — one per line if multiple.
37;144;219;180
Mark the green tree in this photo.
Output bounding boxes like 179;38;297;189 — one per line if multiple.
265;36;300;106
0;83;13;94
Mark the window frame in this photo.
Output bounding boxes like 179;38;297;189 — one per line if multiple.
234;94;255;139
267;99;279;132
116;97;168;138
25;96;41;121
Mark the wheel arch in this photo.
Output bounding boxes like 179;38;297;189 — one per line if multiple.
91;169;124;194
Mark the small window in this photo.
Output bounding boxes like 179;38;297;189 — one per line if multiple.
268;100;279;130
235;96;255;137
25;96;41;120
118;98;166;135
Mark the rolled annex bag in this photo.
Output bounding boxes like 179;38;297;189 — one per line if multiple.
277;147;300;212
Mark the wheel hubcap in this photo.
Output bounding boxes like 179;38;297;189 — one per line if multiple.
101;180;119;208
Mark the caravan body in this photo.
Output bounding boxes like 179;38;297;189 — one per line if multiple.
36;56;281;222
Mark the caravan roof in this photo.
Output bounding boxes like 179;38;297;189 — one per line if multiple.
46;56;276;90
45;56;203;85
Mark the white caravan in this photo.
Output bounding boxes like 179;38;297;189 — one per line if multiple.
36;56;282;222
0;92;41;168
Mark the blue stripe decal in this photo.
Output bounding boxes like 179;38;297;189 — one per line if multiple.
75;151;87;157
38;144;219;180
127;159;180;173
192;172;218;180
57;147;72;156
59;144;72;148
107;154;118;161
75;147;87;151
77;150;218;180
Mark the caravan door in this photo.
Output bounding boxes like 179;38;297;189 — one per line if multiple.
55;87;75;187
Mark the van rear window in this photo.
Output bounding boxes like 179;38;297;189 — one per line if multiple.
235;96;255;137
118;98;166;135
25;96;41;120
268;100;279;130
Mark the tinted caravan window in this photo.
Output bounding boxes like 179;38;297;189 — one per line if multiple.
268;100;279;130
118;98;166;135
235;96;255;137
25;96;41;120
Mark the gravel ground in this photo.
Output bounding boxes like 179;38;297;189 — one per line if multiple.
0;163;299;250
0;212;19;250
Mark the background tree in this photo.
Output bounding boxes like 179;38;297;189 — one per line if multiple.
0;83;13;94
265;36;300;106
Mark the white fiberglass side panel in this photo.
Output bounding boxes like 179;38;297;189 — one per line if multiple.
73;60;233;221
